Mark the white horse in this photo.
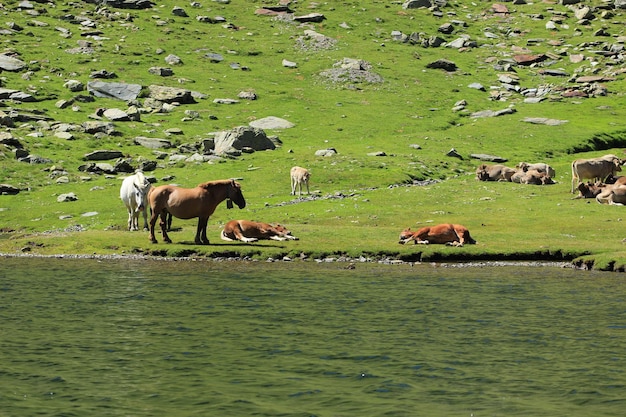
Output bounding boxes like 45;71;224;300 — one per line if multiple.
120;171;152;231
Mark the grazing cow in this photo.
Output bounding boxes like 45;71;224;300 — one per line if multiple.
571;154;623;193
120;171;152;231
399;224;476;247
290;166;311;196
596;185;626;205
516;162;556;178
475;164;516;182
221;220;298;243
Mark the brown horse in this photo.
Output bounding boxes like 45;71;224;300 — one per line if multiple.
148;179;246;244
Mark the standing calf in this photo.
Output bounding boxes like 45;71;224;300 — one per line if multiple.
290;166;310;196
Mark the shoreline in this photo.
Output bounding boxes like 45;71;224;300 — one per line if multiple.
0;251;577;270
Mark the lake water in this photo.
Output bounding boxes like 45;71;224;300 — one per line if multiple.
1;257;625;417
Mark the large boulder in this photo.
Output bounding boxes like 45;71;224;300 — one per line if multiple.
213;126;276;156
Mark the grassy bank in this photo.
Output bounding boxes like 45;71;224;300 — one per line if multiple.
1;0;626;270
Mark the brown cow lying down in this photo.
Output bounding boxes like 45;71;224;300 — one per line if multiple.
221;220;298;243
575;176;626;199
596;185;626;205
399;224;476;247
476;164;516;182
510;169;555;185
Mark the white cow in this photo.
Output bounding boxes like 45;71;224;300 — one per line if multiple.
120;171;152;231
290;166;311;196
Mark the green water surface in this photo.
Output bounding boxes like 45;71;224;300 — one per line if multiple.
1;258;625;416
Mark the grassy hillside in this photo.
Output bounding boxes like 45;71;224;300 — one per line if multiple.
1;0;626;270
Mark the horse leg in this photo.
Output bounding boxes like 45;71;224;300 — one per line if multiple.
149;208;159;243
141;207;149;231
196;217;210;245
127;209;133;231
134;210;142;231
159;211;172;243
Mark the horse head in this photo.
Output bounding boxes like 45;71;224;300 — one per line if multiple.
227;180;246;209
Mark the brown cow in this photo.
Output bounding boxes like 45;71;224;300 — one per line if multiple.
221;220;298;243
575;176;626;199
596;185;626;205
399;224;476;247
576;181;607;199
475;164;516;182
510;169;554;185
571;154;623;193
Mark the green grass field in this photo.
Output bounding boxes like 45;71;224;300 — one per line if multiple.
1;0;626;270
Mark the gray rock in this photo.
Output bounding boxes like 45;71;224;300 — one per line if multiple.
134;136;173;149
57;193;78;202
82;121;116;134
213;126;276;156
172;6;188;17
148;67;174;76
468;83;485;91
103;108;130;121
293;13;325;23
403;0;433;9
64;80;84;92
0;54;27;71
249;116;294;129
164;54;183;65
315;148;337;157
84;150;124;161
522;117;568;126
1;184;20;195
87;81;142;101
147;85;195;104
470;154;508;163
426;59;458;72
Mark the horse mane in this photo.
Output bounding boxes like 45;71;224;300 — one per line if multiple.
198;179;239;189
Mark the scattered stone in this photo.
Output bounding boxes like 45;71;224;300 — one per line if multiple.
426;59;458;72
83;150;124;161
0;53;27;71
470;154;508;163
57;192;78;202
134;136;173;149
149;67;174;76
315;148;337;157
64;80;84;92
446;148;463;160
0;184;20;195
522;117;568;126
249;116;294;130
87;81;142;101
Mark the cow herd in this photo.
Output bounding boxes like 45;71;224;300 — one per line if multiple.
118;155;625;248
477;154;626;206
476;161;556;185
